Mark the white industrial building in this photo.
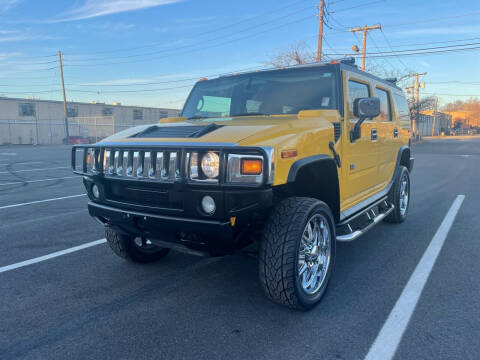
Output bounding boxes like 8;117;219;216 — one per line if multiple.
0;97;181;145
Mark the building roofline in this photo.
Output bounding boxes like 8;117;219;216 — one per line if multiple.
0;96;179;111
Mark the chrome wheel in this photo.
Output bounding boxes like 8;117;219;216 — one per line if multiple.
399;173;409;216
298;214;332;295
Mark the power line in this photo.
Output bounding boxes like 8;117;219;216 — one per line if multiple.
332;0;386;13
4;43;480;89
325;41;480;56
1;53;59;61
64;5;315;64
0;66;59;74
367;32;397;72
429;81;480;85
320;36;480;51
6;59;59;66
423;92;480;97
326;45;480;58
64;0;308;57
379;29;410;71
63;14;316;67
0;84;196;96
384;11;480;29
322;11;480;35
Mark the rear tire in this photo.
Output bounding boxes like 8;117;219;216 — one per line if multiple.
385;166;410;224
105;228;170;263
259;197;336;310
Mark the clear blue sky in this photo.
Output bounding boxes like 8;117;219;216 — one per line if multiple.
0;0;479;109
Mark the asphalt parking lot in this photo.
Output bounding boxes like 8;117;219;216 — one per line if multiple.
1;139;479;360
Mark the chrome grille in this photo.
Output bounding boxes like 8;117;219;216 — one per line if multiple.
103;149;182;181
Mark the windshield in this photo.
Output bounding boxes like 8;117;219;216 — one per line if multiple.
182;67;338;120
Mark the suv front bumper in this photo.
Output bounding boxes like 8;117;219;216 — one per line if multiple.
89;201;233;239
85;176;273;253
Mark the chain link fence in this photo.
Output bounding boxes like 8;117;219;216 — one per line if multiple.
0;116;155;145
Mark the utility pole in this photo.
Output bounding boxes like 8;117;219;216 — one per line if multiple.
58;50;69;142
405;72;426;102
432;97;438;136
316;0;325;62
404;72;427;139
350;24;381;70
414;72;426;103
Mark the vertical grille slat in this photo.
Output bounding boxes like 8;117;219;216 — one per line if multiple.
144;151;151;178
158;153;163;178
126;151;133;176
103;148;187;182
103;149;111;173
132;151;140;177
169;152;177;180
161;152;169;180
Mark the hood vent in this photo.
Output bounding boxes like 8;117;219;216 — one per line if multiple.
131;124;223;139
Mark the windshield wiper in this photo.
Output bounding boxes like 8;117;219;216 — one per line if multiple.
187;115;213;120
231;112;270;117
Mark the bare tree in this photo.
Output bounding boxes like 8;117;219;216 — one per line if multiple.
409;96;436;113
268;42;411;84
267;42;316;68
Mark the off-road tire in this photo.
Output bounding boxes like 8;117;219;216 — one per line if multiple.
105;228;170;263
385;165;410;224
259;197;336;310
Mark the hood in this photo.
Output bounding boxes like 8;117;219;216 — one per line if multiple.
99;111;339;146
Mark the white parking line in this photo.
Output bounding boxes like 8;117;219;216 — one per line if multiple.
0;161;49;166
0;153;16;156
0;176;78;186
0;239;107;274
0;166;70;174
0;194;87;210
364;195;465;360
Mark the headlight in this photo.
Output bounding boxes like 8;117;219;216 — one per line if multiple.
86;148;97;173
201;152;220;178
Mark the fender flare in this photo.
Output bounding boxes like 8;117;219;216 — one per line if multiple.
286;154;340;221
395;145;414;177
287;155;337;183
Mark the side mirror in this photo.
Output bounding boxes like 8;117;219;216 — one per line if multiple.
350;97;380;142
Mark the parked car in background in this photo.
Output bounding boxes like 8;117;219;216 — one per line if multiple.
64;136;89;145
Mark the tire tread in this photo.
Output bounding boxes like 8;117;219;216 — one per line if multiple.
259;197;333;309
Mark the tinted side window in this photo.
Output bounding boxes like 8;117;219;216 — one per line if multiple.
348;80;370;121
376;88;392;121
393;94;410;122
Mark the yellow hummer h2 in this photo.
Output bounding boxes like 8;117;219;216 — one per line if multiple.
72;59;413;310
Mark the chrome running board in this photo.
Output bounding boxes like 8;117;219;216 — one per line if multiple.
336;199;394;242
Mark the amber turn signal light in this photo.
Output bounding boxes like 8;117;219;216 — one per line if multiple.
241;159;262;175
281;149;298;159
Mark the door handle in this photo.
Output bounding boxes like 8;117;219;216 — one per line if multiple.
393;128;399;138
371;129;378;141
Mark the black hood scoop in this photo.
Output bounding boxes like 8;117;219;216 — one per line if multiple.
131;123;223;138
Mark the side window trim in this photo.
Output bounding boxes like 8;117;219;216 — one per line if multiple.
375;86;393;122
347;77;373;123
393;93;410;124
